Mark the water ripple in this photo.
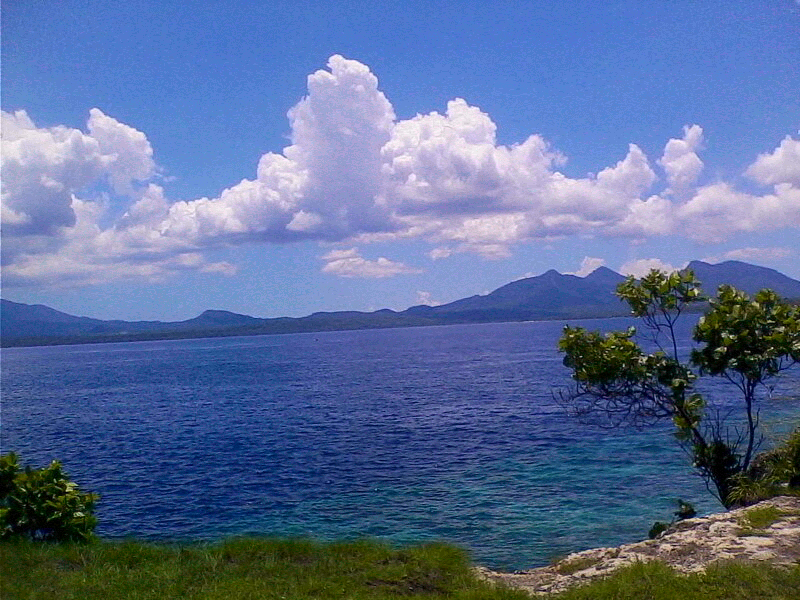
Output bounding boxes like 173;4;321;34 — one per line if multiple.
2;320;798;570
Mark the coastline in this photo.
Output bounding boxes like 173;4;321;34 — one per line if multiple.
477;495;800;596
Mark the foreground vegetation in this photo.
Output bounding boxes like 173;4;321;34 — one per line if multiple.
560;271;800;507
2;453;798;600
552;560;800;600
1;538;527;600
2;537;800;600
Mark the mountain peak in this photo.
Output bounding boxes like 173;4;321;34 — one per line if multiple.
685;259;711;270
685;260;800;298
586;266;618;276
583;266;626;286
198;309;242;317
185;309;262;326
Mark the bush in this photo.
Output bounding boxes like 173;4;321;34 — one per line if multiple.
648;521;669;539
0;452;98;543
728;427;800;506
648;499;696;539
559;271;800;508
674;499;696;520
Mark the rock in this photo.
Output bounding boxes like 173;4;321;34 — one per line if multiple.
478;496;800;596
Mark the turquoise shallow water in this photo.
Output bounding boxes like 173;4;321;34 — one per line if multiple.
2;318;798;570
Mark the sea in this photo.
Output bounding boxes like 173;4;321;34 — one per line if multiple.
2;317;799;570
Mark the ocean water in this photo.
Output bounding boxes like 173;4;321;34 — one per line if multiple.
2;318;798;570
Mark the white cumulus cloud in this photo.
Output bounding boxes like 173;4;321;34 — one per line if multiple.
569;256;606;277
619;258;681;278
1;109;153;236
658;124;704;195
745;136;800;186
415;290;441;306
678;182;800;243
87;108;156;195
2;56;799;288
321;247;423;278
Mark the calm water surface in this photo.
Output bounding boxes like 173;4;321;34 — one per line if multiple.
2;318;798;569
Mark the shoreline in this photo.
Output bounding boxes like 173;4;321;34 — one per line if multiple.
477;495;800;595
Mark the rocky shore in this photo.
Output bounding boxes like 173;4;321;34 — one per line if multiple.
477;495;800;596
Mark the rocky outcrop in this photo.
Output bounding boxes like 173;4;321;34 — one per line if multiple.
478;496;800;596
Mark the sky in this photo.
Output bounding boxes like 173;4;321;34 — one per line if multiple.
2;0;799;321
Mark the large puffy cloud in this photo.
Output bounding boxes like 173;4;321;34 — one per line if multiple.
658;124;703;195
382;99;563;216
287;55;396;236
678;182;800;243
87;108;155;195
1;109;155;238
608;194;676;237
380;98;659;254
674;134;800;242
3;110;107;235
539;144;656;232
0;108;224;286
145;55;397;246
2;55;799;287
2;193;236;287
746;136;800;186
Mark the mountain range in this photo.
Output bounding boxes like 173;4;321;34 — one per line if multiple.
3;260;800;347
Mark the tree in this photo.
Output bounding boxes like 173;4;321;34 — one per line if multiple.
0;452;99;542
558;269;800;508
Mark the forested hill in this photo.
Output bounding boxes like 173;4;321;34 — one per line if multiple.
3;260;799;347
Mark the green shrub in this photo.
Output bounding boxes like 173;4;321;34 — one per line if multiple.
559;272;800;508
648;499;696;539
674;499;696;520
728;427;800;506
0;452;99;543
648;521;669;539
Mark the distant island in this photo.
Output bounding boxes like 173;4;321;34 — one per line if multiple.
3;260;800;348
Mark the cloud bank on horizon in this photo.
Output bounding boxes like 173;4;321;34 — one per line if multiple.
2;55;799;287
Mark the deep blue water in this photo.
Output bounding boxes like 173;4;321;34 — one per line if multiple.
2;318;798;570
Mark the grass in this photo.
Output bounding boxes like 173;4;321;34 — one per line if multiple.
550;560;800;600
0;537;528;600
553;555;601;575
736;504;795;536
740;505;785;529
736;503;800;536
2;538;799;600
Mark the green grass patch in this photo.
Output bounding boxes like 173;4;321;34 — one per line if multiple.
554;555;601;575
550;560;800;600
737;504;800;536
3;538;799;599
0;538;528;600
738;505;785;533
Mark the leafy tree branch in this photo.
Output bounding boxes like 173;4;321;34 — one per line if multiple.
559;270;800;508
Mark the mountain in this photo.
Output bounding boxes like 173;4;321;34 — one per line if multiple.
405;267;627;322
181;310;265;328
686;260;800;298
2;260;798;347
1;300;132;338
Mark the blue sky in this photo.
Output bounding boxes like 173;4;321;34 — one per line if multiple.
2;0;799;321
